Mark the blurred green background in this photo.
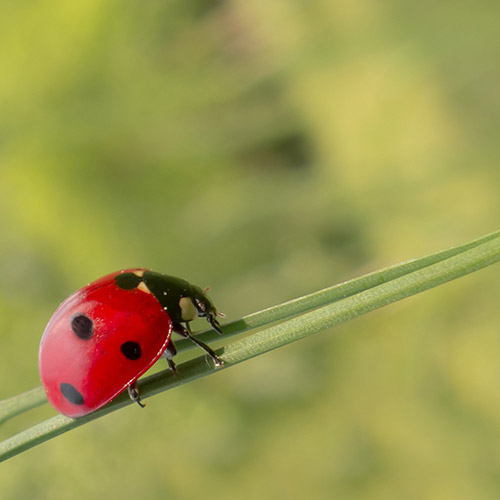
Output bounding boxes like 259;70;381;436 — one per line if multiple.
1;1;500;498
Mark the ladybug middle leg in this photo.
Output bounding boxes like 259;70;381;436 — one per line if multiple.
162;342;178;374
173;322;224;367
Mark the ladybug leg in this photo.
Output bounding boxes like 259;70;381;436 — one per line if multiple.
162;342;178;374
173;322;224;367
207;313;224;335
128;382;146;408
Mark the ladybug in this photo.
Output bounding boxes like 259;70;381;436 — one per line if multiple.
39;269;224;418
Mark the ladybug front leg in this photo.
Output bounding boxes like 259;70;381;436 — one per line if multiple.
128;382;146;408
173;322;224;367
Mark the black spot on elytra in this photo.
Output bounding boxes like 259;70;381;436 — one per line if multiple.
60;383;84;405
114;273;143;290
71;314;94;340
120;341;142;360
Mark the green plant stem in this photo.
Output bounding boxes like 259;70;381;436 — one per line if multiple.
176;229;500;349
0;230;499;462
2;230;498;427
0;388;47;425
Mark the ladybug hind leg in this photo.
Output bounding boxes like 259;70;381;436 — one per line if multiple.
128;382;146;408
173;322;224;367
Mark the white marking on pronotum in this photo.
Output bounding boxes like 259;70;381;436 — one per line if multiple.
137;282;151;294
179;297;198;321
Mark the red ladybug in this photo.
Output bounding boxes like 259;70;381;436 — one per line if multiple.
39;269;224;418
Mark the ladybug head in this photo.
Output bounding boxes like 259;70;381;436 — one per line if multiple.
190;285;223;335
